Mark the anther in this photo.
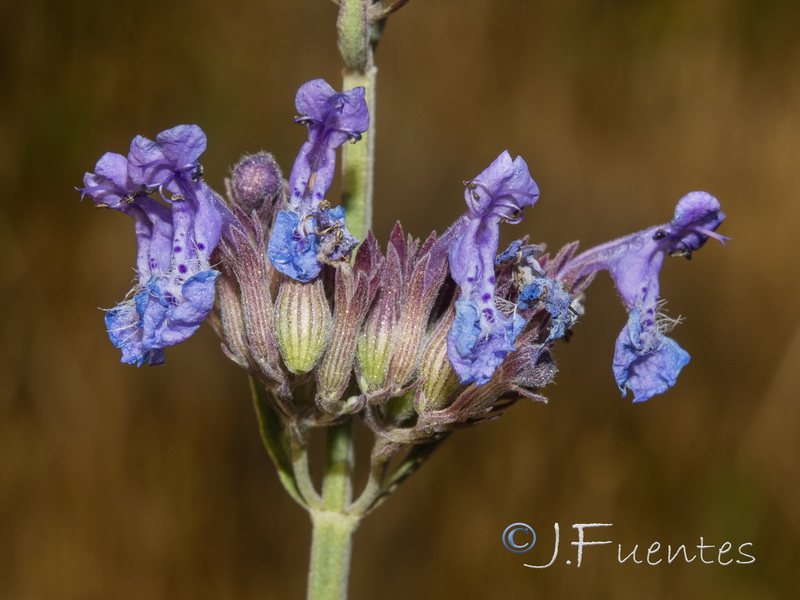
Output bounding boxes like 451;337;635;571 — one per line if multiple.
669;248;692;260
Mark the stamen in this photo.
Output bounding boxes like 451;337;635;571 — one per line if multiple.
668;248;692;260
691;226;732;247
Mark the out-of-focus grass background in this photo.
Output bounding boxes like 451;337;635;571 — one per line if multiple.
1;0;798;597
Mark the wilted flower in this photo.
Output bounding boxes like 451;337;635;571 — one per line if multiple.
518;277;579;343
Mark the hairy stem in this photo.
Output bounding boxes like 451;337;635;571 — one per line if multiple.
307;509;360;600
307;421;357;599
341;67;376;240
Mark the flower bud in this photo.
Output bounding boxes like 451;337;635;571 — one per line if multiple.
316;265;379;410
214;269;249;368
218;217;285;386
274;277;331;374
356;308;396;391
417;313;461;413
384;252;443;390
229;152;283;213
356;245;402;391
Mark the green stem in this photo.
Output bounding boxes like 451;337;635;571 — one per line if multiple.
338;0;375;240
337;0;369;73
291;434;323;509
250;378;307;507
307;509;360;600
305;3;384;597
322;420;354;511
342;67;377;240
307;421;357;599
348;441;391;516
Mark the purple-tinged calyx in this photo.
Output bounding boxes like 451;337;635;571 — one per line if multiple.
80;124;229;366
229;152;283;213
446;151;540;385
558;191;729;401
267;79;369;282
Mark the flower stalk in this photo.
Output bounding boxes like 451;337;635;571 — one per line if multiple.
306;3;378;597
307;421;359;599
307;510;359;600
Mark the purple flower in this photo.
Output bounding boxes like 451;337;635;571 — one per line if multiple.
612;308;690;402
559;191;728;401
81;125;229;366
447;151;540;385
267;79;369;281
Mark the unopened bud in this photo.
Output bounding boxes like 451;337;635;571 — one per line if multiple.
356;280;401;391
417;313;460;413
317;266;377;408
229;152;283;213
384;263;438;389
274;278;331;374
356;311;395;391
214;269;249;368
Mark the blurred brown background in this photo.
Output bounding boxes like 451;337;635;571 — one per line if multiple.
1;0;798;598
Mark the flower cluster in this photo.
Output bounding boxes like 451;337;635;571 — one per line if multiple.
82;78;727;441
80;125;232;366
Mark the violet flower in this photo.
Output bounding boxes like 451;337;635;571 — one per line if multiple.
558;191;728;401
80;125;228;366
267;79;369;281
447;151;540;385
